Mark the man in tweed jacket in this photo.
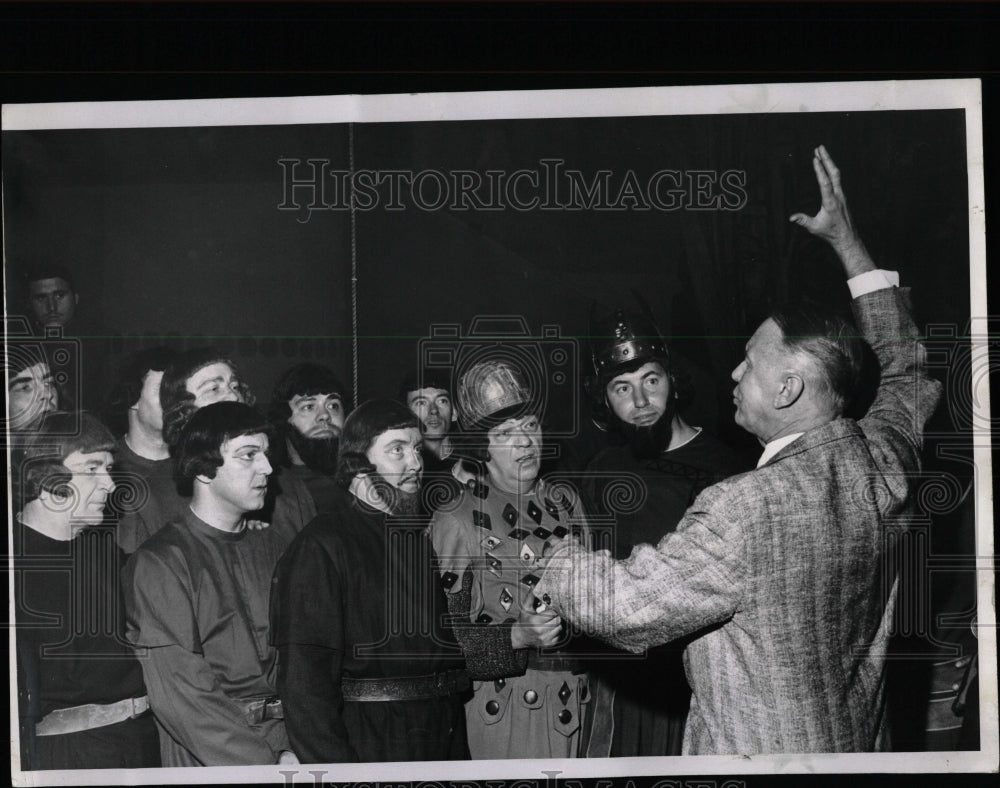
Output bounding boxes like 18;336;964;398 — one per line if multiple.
535;146;943;754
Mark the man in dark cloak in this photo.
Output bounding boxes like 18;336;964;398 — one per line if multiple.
271;399;469;763
580;299;747;755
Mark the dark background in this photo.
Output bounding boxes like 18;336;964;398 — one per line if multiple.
3;109;971;461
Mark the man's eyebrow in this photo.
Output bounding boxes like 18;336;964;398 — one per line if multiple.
10;374;33;386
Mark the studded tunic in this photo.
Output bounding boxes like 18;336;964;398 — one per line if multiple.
429;477;592;759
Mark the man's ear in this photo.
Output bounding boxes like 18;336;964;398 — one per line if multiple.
773;374;805;410
73;293;80;306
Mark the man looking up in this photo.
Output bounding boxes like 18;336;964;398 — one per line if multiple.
272;399;470;763
268;362;347;513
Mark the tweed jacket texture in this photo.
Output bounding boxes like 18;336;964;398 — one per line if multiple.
534;286;942;754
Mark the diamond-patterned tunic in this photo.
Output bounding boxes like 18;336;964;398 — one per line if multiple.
429;477;591;759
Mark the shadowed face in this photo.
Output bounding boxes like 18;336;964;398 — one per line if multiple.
9;362;58;431
134;369;165;432
29;277;77;328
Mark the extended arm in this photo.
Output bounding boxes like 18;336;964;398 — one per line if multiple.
792;145;942;483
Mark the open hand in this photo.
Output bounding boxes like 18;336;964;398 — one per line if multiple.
789;144;874;277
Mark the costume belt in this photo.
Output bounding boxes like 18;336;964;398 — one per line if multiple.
35;696;149;737
342;669;470;702
243;696;285;724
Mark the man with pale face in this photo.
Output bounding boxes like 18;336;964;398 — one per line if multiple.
123;402;297;766
579;303;746;756
268;363;347;513
536;147;943;754
104;346;185;552
428;360;595;760
271;399;470;763
14;412;160;770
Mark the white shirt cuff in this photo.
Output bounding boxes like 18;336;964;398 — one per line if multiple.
847;269;899;299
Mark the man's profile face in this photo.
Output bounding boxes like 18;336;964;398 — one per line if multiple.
9;362;58;430
365;427;423;494
29;277;78;328
486;414;542;487
406;387;454;441
62;449;116;525
186;362;243;408
605;361;671;426
134;369;165;432
288;392;345;439
205;432;272;513
731;317;787;441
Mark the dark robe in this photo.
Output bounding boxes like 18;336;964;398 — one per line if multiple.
14;519;159;770
112;438;187;554
270;489;469;763
581;429;747;757
282;462;340;514
122;509;290;766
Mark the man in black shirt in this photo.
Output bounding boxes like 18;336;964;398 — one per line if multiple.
14;412;159;770
581;299;746;756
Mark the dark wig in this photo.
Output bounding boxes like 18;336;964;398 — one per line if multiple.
173;401;271;496
334;399;419;489
19;411;116;503
160;347;255;449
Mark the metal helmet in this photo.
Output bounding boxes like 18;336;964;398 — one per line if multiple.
456;359;533;431
585;294;671;430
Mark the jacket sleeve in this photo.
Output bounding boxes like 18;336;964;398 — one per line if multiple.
535;480;747;653
852;286;943;506
124;550;279;765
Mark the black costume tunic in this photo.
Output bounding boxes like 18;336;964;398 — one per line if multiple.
14;520;159;770
113;438;187;554
271;489;468;763
581;429;746;756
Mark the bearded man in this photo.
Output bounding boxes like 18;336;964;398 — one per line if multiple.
271;399;470;763
580;300;746;755
268;362;347;513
